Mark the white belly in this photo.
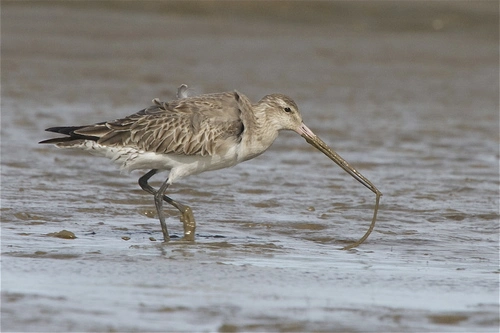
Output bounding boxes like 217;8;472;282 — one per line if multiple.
59;140;241;184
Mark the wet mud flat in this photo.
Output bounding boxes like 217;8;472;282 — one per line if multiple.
1;2;499;332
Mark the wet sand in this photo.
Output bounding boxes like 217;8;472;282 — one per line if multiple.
1;2;499;332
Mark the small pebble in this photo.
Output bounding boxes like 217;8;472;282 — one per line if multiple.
48;230;76;239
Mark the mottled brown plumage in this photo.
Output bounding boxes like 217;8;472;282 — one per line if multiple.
46;92;247;156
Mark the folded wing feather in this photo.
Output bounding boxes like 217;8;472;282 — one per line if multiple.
50;92;247;157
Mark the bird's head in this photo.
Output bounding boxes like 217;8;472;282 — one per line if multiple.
258;94;309;134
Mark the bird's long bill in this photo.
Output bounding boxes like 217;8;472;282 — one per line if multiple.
296;123;382;250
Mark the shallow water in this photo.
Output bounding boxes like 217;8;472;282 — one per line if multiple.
1;2;499;332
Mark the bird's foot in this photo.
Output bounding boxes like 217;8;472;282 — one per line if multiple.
159;219;170;243
180;206;196;241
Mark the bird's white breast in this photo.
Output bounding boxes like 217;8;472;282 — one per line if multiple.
58;140;242;184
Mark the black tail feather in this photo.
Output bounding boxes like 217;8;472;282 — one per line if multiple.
39;137;80;144
39;126;99;144
44;126;87;135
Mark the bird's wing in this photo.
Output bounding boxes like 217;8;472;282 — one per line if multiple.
71;92;250;156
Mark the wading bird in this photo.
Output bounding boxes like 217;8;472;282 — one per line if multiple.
40;85;381;249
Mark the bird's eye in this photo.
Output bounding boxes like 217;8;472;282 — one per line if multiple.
284;107;292;113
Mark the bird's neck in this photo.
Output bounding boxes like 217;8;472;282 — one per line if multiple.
238;104;280;162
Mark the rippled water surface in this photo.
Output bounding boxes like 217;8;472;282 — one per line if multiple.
2;2;499;332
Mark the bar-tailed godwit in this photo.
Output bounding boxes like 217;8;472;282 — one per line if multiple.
40;85;381;249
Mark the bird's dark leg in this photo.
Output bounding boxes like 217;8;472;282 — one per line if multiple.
138;169;159;195
154;179;171;242
138;169;169;241
138;169;196;241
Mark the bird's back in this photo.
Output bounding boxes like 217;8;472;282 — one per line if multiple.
41;92;250;157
